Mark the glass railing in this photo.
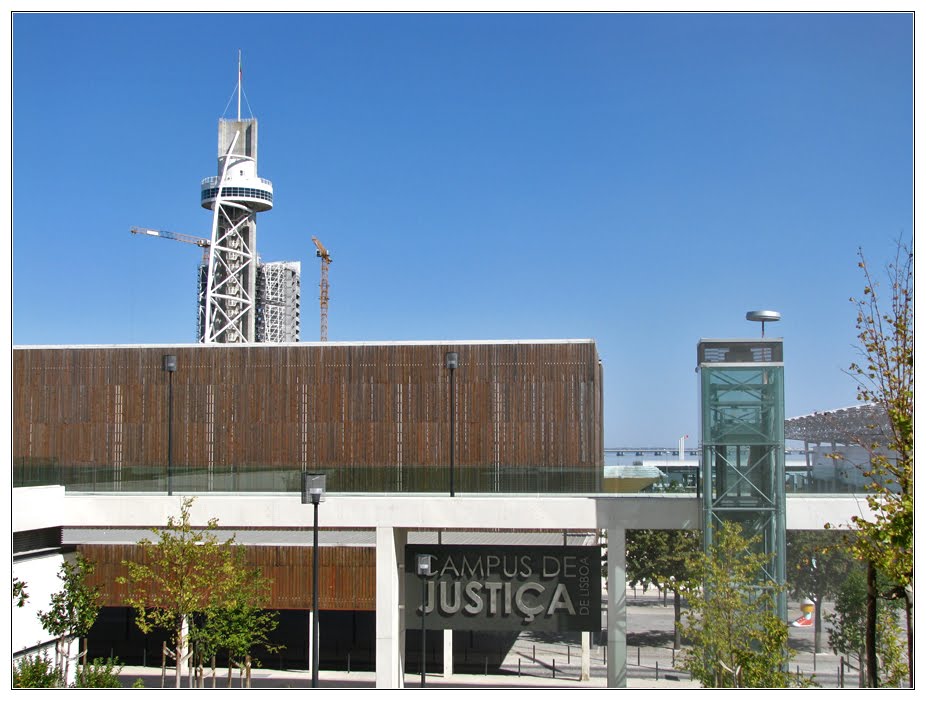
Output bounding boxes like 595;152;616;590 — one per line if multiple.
12;461;867;496
11;462;601;495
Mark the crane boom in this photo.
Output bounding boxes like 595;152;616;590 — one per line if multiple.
311;235;331;342
131;227;211;249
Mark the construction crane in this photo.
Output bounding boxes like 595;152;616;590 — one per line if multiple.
130;227;211;262
311;235;331;342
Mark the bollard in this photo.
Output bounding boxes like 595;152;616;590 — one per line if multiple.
485;657;488;676
533;645;536;662
518;658;521;677
637;647;640;666
567;646;570;664
553;658;556;679
672;648;675;667
813;650;816;671
347;652;350;674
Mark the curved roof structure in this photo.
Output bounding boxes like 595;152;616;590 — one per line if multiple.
784;403;889;444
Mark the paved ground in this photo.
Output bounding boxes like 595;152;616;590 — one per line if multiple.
117;587;859;689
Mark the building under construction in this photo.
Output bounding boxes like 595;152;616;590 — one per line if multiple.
195;258;302;343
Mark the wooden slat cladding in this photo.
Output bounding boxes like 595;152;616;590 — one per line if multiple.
77;543;376;611
14;342;603;474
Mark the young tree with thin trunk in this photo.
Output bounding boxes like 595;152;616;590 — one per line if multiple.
36;555;102;686
678;521;797;688
838;241;913;687
117;497;238;688
190;547;281;688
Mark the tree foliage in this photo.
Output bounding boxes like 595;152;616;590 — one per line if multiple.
678;521;797;688
786;530;858;652
845;242;913;589
36;554;103;684
37;555;102;641
13;576;29;608
190;546;281;685
627;529;700;648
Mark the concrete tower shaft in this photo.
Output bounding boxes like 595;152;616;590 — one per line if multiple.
200;112;274;343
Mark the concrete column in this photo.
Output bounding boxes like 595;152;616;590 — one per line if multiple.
606;526;627;688
443;629;453;678
375;526;407;688
580;631;590;681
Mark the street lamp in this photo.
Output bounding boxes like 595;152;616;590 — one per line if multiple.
746;310;781;338
162;355;177;495
445;352;458;497
416;554;433;687
302;473;326;688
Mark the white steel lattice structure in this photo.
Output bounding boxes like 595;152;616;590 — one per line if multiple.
199;59;273;343
256;261;302;342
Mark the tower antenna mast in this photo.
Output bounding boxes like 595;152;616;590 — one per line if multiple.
237;49;242;120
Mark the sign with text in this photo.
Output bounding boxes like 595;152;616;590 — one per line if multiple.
404;545;601;632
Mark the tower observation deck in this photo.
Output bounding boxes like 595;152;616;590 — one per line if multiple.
199;58;273;343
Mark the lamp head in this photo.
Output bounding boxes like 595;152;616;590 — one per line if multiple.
445;352;459;370
302;473;327;504
416;554;433;577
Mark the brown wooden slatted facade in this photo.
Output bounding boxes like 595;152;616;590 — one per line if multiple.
13;342;603;478
77;543;376;611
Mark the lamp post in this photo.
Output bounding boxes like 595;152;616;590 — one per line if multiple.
746;310;781;338
416;554;433;687
302;473;326;688
445;352;458;496
162;354;177;495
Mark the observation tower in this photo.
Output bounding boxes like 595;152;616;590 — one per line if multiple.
199;54;273;343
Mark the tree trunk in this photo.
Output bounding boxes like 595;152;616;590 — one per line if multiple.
866;561;878;688
673;589;682;650
175;642;182;689
813;594;823;653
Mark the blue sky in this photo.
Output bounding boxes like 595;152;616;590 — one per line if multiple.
11;12;914;447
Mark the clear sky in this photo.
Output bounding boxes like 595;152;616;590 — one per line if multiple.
10;12;914;448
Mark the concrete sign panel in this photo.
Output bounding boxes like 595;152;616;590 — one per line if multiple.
404;545;601;632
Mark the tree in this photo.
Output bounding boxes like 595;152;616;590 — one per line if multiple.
117;497;278;688
36;555;102;685
786;530;857;653
826;567;908;687
678;521;796;688
626;529;699;649
117;497;236;688
190;547;281;687
842;240;913;686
